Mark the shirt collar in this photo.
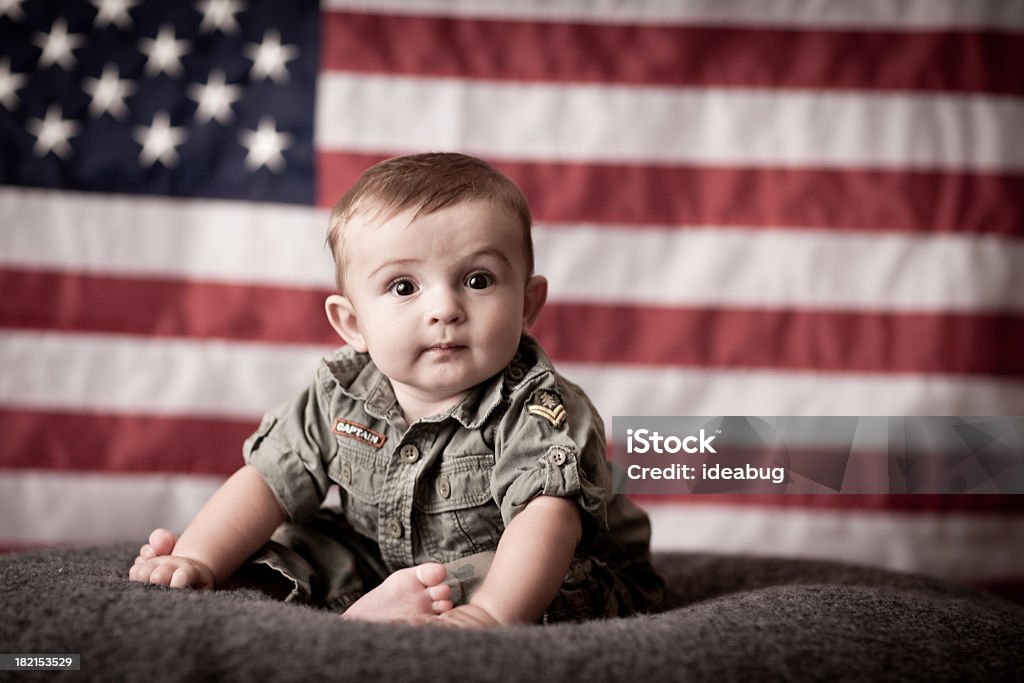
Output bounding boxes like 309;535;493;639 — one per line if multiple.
321;336;549;430
322;348;400;422
445;336;550;429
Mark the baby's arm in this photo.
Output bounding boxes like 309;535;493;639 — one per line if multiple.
440;495;582;626
129;465;286;589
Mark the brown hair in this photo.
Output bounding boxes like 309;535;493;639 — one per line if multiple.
326;152;533;290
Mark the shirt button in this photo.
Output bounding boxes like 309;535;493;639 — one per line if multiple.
385;517;403;538
436;476;452;499
547;446;568;466
340;463;352;485
399;444;420;463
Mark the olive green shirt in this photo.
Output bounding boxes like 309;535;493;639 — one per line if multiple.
243;336;653;573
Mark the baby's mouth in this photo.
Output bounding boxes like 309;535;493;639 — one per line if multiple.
424;343;466;354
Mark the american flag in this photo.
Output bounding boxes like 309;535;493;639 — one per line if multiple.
2;0;1023;595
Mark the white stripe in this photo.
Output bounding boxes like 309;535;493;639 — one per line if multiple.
4;188;1022;313
3;330;1023;420
315;73;1024;171
0;187;333;288
643;502;1024;581
562;363;1024;418
323;0;1024;30
0;330;329;419
0;471;221;546
536;224;1024;313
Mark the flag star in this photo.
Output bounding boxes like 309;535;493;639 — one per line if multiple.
188;69;243;125
243;30;298;83
0;0;25;21
33;18;87;71
27;105;80;159
239;117;291;172
0;57;28;111
91;0;138;29
139;24;190;78
196;0;244;35
83;64;136;118
134;112;188;167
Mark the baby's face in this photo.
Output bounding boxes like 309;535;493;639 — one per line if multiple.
338;199;536;401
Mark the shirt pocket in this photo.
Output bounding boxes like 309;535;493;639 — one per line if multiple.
414;453;504;561
327;442;387;539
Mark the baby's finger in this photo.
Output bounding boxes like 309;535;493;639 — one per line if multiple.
129;559;155;583
138;544;155;560
148;562;175;586
169;565;195;589
148;528;178;555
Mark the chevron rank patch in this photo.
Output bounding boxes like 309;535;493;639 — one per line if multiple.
527;389;567;428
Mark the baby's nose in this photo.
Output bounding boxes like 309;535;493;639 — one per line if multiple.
426;289;465;324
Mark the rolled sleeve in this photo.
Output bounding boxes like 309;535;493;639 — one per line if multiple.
242;378;336;524
491;373;610;536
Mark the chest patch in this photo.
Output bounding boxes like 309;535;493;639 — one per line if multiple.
332;418;387;449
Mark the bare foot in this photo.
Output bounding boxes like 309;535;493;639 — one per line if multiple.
436;603;501;628
342;563;453;623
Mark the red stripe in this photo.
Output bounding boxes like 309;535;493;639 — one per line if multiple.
5;269;1024;376
0;408;253;476
317;152;1024;236
533;303;1024;377
321;12;1024;95
0;269;336;346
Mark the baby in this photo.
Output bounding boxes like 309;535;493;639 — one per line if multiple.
129;152;663;626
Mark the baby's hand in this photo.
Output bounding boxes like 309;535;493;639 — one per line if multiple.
129;554;215;589
435;603;501;628
128;528;214;589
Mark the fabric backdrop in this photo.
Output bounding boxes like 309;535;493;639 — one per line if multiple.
1;0;1023;592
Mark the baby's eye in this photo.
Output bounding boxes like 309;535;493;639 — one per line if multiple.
388;279;417;296
465;273;493;290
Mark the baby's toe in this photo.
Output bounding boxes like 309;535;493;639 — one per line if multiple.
414;562;447;587
427;583;450;601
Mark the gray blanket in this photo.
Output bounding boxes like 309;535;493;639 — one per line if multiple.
1;543;1021;681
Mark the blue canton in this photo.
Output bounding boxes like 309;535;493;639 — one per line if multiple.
0;0;318;204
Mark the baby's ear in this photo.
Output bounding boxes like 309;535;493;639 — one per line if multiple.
325;294;367;352
521;275;548;334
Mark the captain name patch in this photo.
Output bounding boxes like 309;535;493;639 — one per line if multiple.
332;418;387;449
